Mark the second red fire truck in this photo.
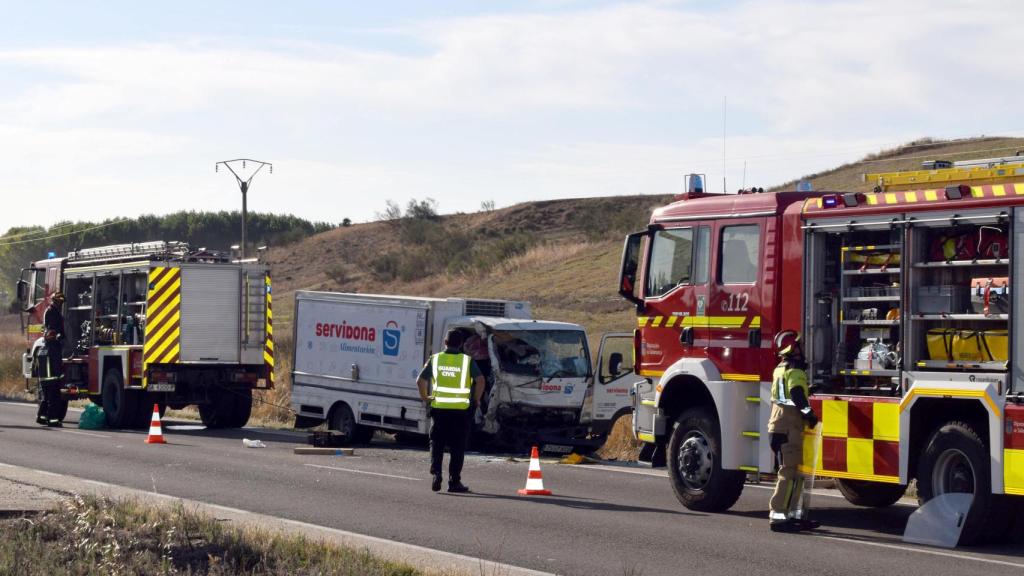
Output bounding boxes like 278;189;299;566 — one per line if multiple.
18;241;273;428
622;157;1024;544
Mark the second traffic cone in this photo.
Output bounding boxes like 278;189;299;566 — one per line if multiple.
145;404;166;444
517;446;552;495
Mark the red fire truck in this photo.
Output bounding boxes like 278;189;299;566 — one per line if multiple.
17;241;273;428
621;158;1024;544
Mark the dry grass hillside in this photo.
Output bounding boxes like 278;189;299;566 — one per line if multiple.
267;195;672;341
772;136;1024;192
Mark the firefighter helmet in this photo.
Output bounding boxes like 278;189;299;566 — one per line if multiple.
774;330;802;357
51;291;65;303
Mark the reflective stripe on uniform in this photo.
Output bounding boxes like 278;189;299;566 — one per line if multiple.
433;386;469;393
430;352;472;410
771;363;807;407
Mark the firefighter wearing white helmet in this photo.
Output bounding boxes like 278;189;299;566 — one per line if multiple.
768;330;819;532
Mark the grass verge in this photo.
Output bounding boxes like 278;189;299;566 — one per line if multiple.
596;413;640;462
0;494;422;576
0;329;31;401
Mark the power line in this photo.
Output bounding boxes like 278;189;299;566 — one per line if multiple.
0;220;92;242
0;218;132;248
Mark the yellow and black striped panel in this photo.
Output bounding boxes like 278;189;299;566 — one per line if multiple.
637;315;761;329
144;267;182;376
264;275;274;385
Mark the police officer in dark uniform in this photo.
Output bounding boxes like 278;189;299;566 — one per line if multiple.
416;329;485;493
37;291;66;427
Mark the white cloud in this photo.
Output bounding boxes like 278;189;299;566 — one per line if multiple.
0;0;1020;234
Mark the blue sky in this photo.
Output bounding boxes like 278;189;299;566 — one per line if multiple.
1;0;1022;234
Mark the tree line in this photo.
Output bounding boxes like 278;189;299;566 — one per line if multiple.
0;211;337;309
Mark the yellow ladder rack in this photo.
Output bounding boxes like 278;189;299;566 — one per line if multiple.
864;162;1024;192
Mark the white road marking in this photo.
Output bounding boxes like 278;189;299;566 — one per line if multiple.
0;401;83;413
59;429;110;438
814;534;1024;569
304;463;421;481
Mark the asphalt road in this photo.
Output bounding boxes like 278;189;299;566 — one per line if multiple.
1;401;1022;576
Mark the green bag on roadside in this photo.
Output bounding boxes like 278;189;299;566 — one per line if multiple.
79;403;106;430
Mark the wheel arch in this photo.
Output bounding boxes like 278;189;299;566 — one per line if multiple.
655;357;760;472
327;399;354;427
658;375;715;427
904;396;996;490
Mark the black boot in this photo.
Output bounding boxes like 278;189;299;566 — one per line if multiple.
447;481;470;493
431;474;442;492
769;519;799;533
794;519;820;531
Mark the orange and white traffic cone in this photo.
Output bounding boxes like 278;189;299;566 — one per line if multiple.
145;404;166;444
517;446;552;496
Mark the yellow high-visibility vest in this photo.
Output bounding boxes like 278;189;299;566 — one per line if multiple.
431;352;472;410
770;362;808;407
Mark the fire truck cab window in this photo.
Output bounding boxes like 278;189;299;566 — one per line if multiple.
720;225;759;284
32;269;47;304
645;228;694;297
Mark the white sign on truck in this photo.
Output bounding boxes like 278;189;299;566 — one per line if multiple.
294;297;428;387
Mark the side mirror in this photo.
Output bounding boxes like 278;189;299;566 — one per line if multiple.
608;352;623;376
16;279;28;303
618;232;645;306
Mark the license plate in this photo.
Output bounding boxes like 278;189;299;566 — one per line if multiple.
542;444;573;455
148;383;176;392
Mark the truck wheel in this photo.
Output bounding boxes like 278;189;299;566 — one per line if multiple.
836;479;906;507
101;369;134;428
329;403;373;445
917;420;1009;545
667;407;745;512
199;388;235;429
226;389;252;428
131;392;156;428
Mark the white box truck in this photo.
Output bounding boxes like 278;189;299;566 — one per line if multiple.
290;291;627;451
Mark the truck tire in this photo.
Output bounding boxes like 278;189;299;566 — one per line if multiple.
225;389;253;428
329;403;373;445
836;479;906;507
101;369;134;428
199;387;237;429
667;407;745;512
131;392;156;428
916;420;1010;545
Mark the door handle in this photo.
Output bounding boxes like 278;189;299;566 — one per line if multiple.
748;328;761;348
680;327;694;346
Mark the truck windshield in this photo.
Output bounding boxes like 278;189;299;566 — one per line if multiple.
492;330;589;378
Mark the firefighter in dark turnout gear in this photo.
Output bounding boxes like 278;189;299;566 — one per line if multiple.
768;331;819;532
37;291;66;427
416;329;485;493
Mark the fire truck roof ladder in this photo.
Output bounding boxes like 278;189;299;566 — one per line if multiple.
67;241;191;264
864;157;1024;192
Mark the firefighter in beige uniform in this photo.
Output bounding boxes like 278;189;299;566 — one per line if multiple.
768;332;819;532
